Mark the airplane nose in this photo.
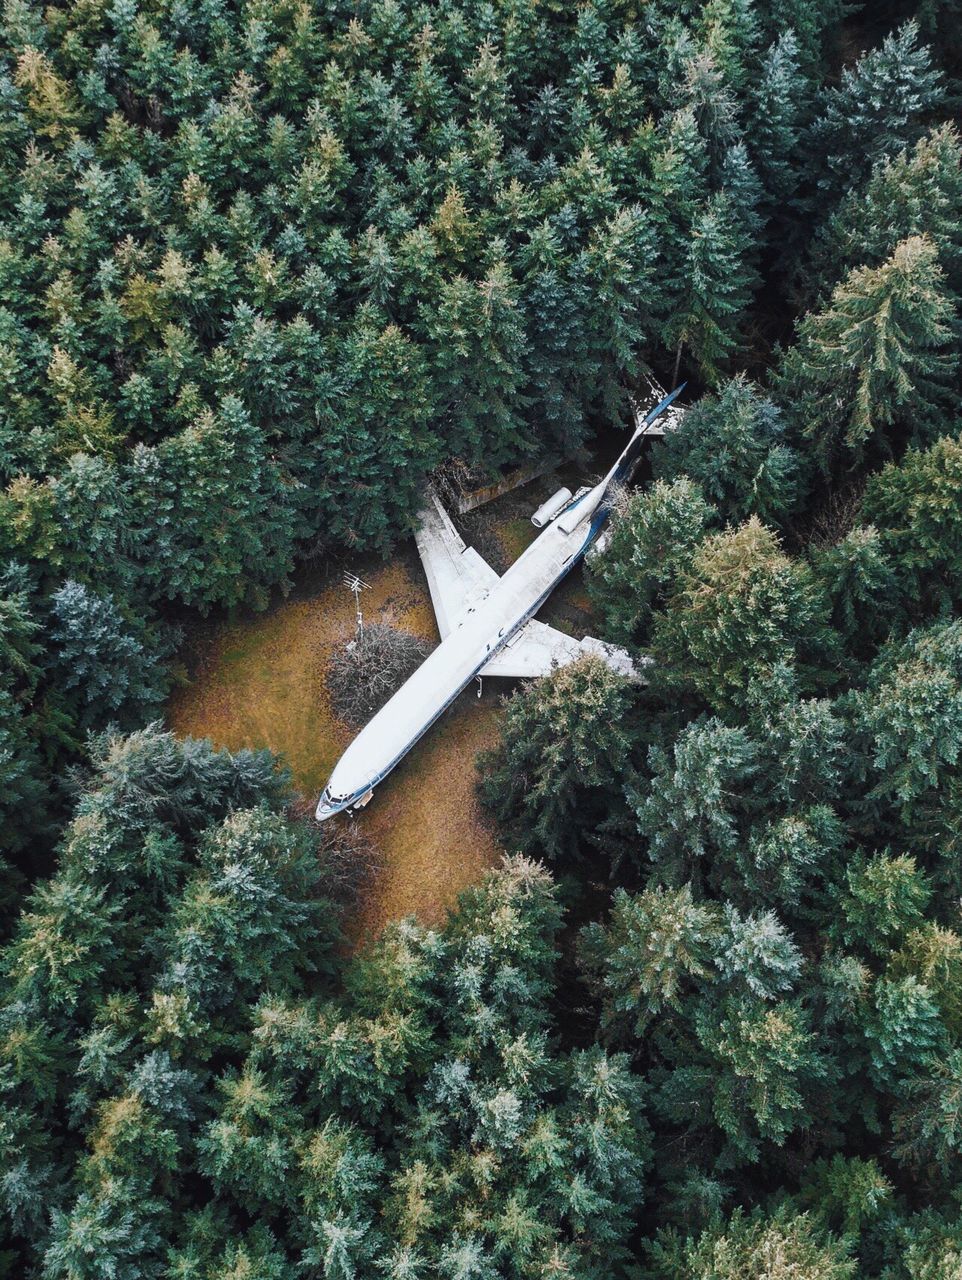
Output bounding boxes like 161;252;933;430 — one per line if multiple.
315;789;338;822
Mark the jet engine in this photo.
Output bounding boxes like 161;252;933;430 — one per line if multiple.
531;487;573;528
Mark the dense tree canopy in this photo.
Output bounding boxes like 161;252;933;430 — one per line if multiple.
4;0;962;1276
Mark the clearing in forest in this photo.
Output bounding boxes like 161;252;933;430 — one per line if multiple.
167;474;600;939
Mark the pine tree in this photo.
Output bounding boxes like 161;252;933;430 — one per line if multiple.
308;318;440;552
776;236;957;470
662;995;824;1158
862;431;962;613
645;1208;855;1280
863;975;945;1091
652;374;804;526
696;0;761;94
810;526;899;651
478;657;636;863
677;51;739;176
666;191;757;382
652;518;837;712
645;105;710;326
892;1049;962;1174
579;885;723;1036
714;904;802;1000
751;31;809;218
587;477;716;647
851;620;962;813
580;204;662;420
806;21;943;204
809;125;962;304
127;396;297;612
48;581;171;728
836;853;932;956
419;260;530;470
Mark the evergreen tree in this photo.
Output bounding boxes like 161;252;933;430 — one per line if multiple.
809;125;962;305
48;581;171;728
419;260;530;470
850;620;962;815
653;374;804;526
479;657;636;863
652;518;837;712
750;31;810;218
776;237;957;470
805;22;943;205
127;395;297;612
862;432;962;614
587;477;716;648
666;191;757;383
645;1208;855;1280
811;526;900;653
761;0;845;77
579;885;723;1036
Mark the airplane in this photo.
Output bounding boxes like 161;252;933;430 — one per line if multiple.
315;383;685;821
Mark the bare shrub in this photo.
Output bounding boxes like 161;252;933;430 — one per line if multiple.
287;797;382;907
802;477;867;550
326;622;429;728
317;817;381;907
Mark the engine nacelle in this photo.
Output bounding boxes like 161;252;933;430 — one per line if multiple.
531;486;573;528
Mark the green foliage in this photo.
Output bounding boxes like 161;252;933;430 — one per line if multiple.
652;518;837;712
652;375;804;526
5;1;962;1274
806;21;943;204
750;31;810;216
850;620;962;812
666;191;758;382
478;657;636;863
776;237;957;470
635;716;760;884
810;526;900;651
588;477;716;647
580;885;723;1035
809;125;962;304
644;1208;855;1280
836;852;932;955
660;995;824;1160
862;432;962;613
49;581;173;728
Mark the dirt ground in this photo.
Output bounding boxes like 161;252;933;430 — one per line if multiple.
167;472;600;941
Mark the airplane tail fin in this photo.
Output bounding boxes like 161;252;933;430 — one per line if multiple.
632;381;687;440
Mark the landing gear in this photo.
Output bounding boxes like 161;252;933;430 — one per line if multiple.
476;676;483;698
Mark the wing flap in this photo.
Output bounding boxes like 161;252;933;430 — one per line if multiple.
414;490;499;638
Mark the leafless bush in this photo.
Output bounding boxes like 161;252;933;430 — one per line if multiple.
288;795;382;906
803;478;867;550
316;817;382;907
326;622;429;728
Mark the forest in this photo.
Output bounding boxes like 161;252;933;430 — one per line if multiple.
2;0;962;1275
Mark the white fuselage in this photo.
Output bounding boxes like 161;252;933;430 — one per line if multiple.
316;389;681;820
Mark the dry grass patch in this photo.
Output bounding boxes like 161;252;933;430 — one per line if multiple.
168;554;504;942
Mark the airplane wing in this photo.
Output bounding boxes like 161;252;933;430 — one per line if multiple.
480;619;645;682
415;490;500;638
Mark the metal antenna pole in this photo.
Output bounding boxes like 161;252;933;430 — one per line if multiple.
342;571;370;639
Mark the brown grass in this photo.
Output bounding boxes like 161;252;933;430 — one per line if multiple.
167;554;505;943
167;472;604;944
